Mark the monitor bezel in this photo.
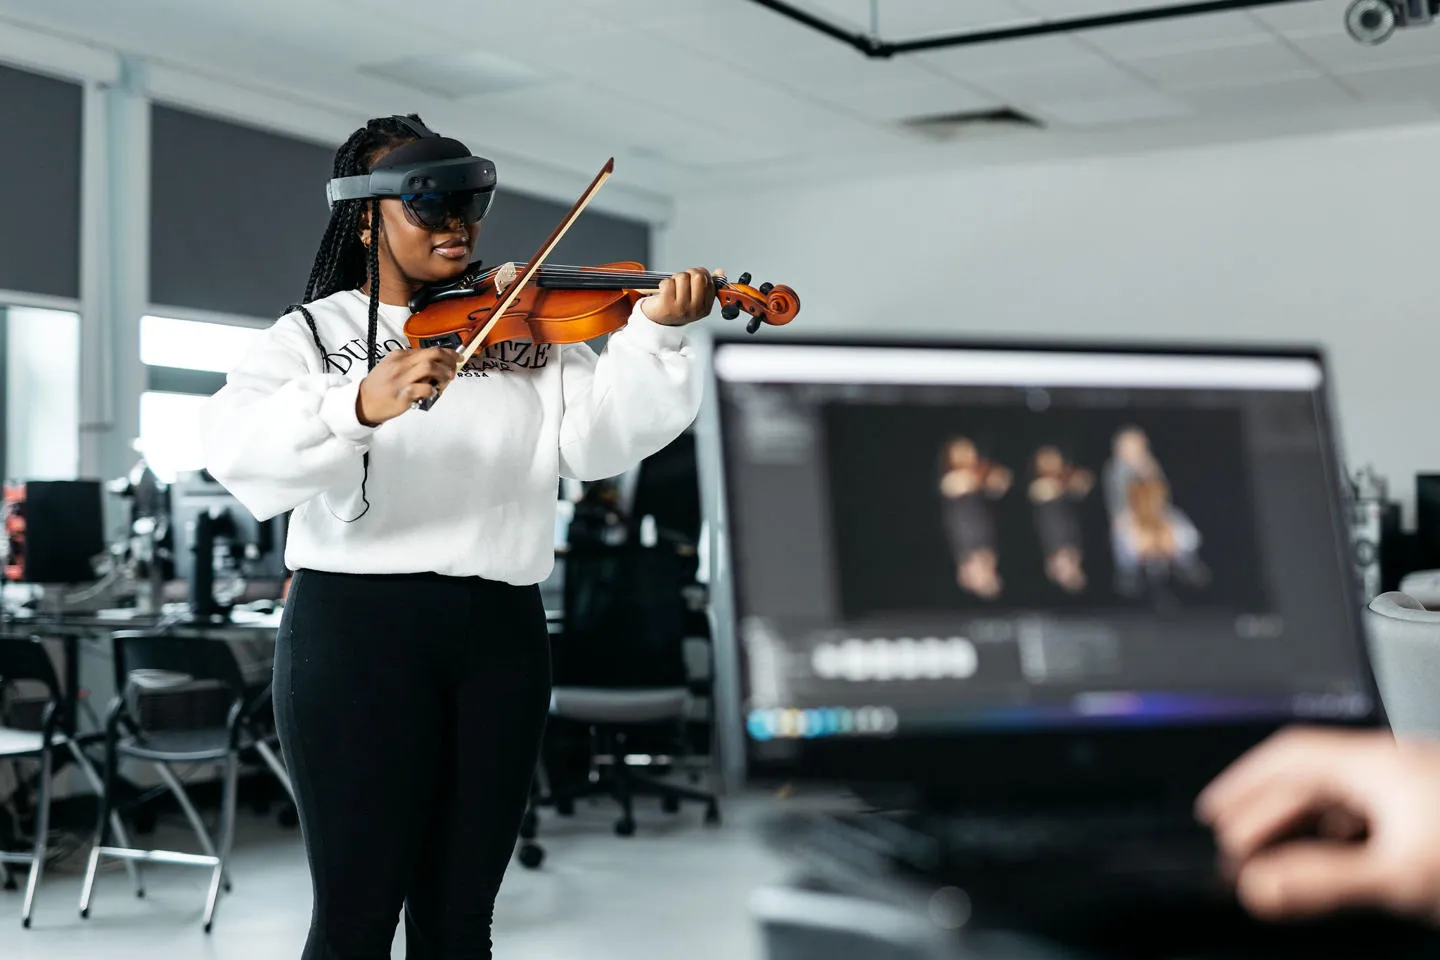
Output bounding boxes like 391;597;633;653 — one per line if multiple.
709;333;1386;807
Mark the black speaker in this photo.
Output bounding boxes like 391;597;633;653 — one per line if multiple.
2;479;105;584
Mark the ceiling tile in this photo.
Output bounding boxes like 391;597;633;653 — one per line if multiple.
1284;22;1440;70
967;61;1154;101
1336;60;1440;101
1082;11;1273;55
1030;90;1191;124
1179;74;1355;114
917;35;1109;77
808;73;1002;121
1125;36;1320;90
1247;1;1349;34
1014;0;1224;16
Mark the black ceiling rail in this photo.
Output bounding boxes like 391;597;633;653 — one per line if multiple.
747;0;1326;57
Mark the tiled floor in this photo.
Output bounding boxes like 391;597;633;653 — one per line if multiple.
1;792;790;959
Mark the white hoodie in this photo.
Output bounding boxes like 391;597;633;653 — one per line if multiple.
201;288;701;584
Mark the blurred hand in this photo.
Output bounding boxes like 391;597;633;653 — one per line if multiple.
640;267;718;326
1196;727;1440;924
355;346;461;425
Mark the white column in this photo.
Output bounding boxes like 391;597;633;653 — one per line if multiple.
88;56;149;484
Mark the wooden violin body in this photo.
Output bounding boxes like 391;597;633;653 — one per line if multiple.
403;261;799;352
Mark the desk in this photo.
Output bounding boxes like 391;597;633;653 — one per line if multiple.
753;872;1440;960
1;608;284;804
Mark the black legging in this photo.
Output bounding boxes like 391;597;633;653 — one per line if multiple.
273;569;552;959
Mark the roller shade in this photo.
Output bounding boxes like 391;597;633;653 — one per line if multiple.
149;105;335;320
150;105;651;321
0;65;81;299
476;188;650;270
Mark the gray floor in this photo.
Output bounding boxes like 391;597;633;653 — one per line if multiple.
1;791;791;959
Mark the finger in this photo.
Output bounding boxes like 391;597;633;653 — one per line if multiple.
1208;782;1328;864
685;269;706;314
1196;728;1381;823
1234;843;1390;921
424;359;458;387
672;270;696;316
702;268;719;313
401;381;438;403
692;268;713;314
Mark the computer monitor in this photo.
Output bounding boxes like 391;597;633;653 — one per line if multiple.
712;337;1383;805
170;471;287;609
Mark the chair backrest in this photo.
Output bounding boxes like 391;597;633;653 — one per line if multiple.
0;634;61;697
556;543;688;690
111;632;246;731
0;634;62;731
1365;592;1440;736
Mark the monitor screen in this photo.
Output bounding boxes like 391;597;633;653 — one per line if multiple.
713;339;1376;784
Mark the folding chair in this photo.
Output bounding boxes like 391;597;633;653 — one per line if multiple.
0;633;140;928
79;632;292;932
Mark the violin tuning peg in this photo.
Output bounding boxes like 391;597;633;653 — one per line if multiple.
759;282;774;295
737;272;752;287
746;316;762;334
721;302;741;321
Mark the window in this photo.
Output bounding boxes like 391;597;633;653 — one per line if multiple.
138;315;262;483
137;391;210;484
140;315;262;373
4;307;80;481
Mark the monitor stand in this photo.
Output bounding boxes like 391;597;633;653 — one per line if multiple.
187;511;231;625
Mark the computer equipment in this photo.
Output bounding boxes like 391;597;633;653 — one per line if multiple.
631;430;702;549
2;479;105;584
169;470;287;618
712;338;1382;851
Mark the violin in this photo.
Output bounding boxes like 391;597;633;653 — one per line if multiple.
403;261;799;352
399;157;799;410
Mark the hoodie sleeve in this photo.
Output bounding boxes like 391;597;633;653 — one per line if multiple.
201;316;377;520
557;301;702;482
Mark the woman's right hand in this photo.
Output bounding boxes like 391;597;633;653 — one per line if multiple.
1198;728;1440;924
355;347;462;426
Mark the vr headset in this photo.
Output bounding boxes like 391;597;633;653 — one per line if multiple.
325;116;497;229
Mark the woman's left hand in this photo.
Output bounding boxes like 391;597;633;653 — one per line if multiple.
641;267;719;326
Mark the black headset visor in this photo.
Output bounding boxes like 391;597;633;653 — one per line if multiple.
325;154;497;209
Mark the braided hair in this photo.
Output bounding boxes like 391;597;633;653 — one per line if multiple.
286;115;425;521
288;114;425;374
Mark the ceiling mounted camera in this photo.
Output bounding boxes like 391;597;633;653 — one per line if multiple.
1346;0;1437;45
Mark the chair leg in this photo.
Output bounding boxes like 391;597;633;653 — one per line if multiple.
253;739;295;803
20;748;53;928
64;741;143;896
203;752;239;934
82;723;122;918
611;735;636;836
155;763;224;871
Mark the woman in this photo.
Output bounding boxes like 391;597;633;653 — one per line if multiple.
202;114;714;958
938;436;1011;600
1027;445;1093;594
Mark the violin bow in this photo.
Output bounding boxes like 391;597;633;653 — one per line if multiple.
456;158;613;370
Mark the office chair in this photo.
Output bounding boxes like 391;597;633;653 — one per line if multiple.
0;633;144;928
1365;592;1440;737
79;631;293;933
518;543;719;868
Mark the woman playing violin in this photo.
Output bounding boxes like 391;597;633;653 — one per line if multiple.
202;114;714;959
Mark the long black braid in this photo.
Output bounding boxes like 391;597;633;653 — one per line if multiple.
284;115;424;521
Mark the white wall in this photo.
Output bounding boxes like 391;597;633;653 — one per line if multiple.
662;121;1440;520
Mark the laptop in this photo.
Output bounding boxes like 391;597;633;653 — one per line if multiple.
711;336;1390;936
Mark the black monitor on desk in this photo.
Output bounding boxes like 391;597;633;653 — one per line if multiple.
712;337;1383;809
170;470;287;619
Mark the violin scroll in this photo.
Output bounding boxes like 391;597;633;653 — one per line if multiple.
716;271;800;335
